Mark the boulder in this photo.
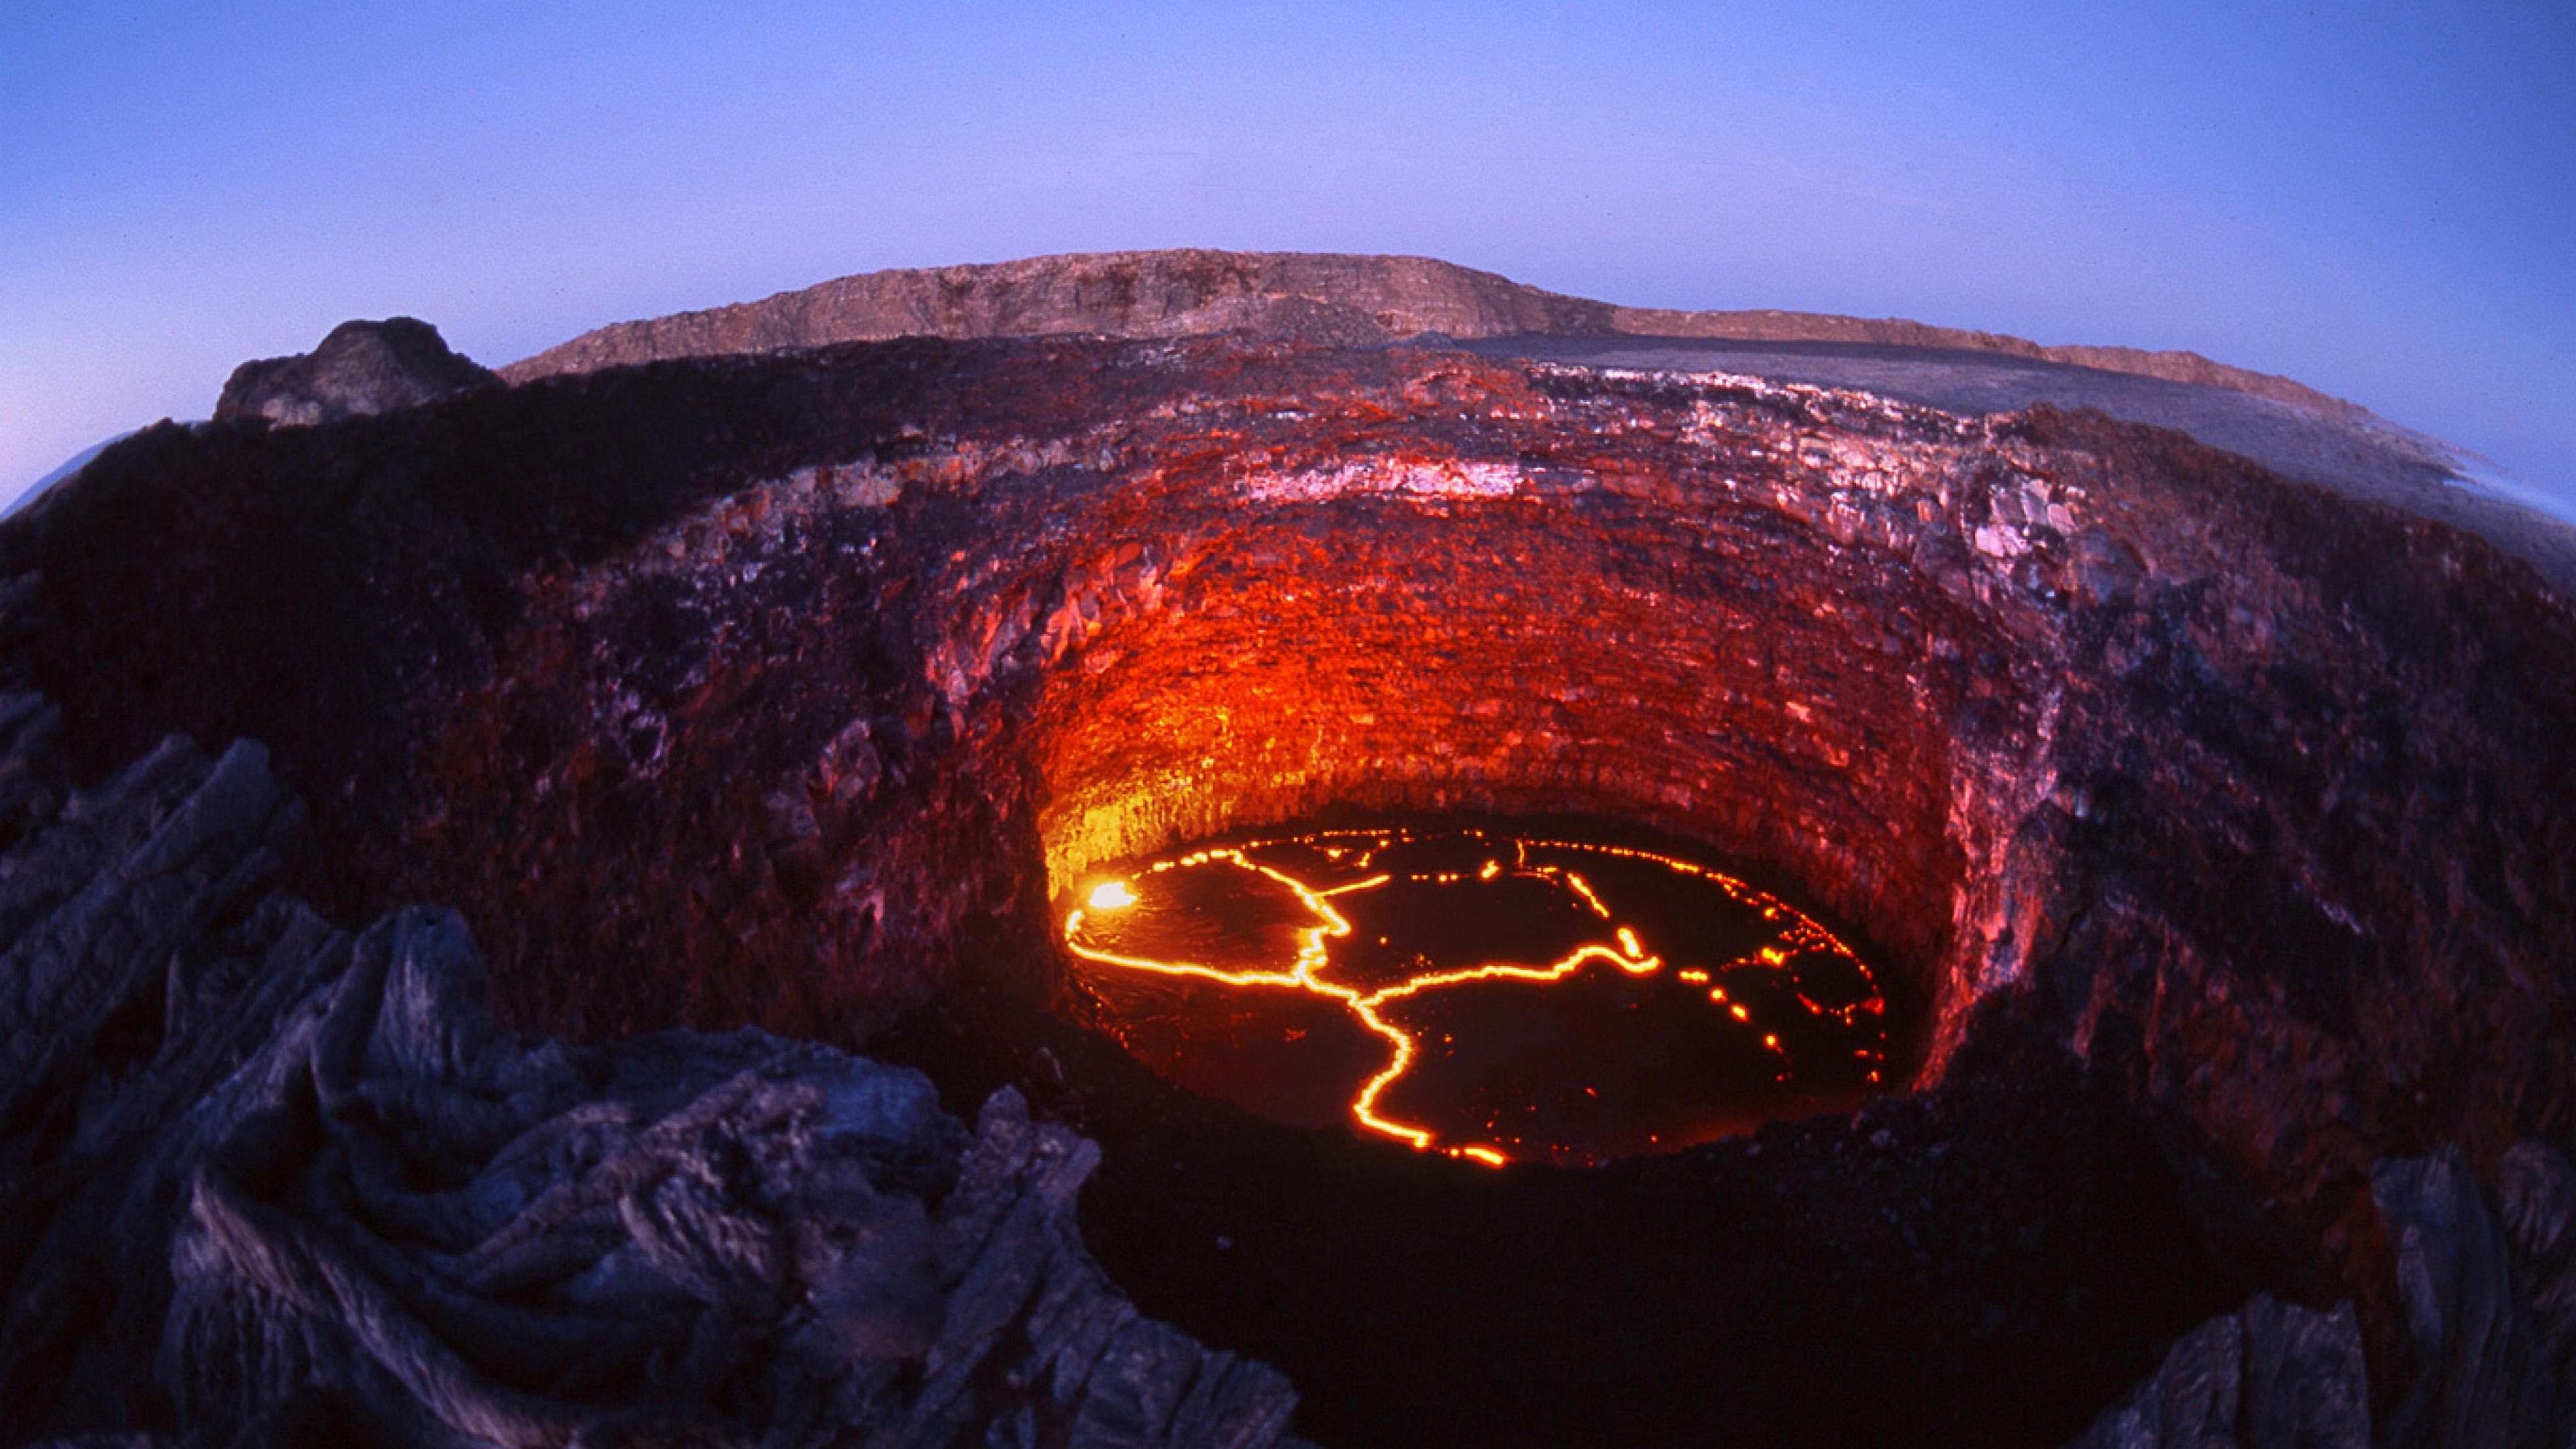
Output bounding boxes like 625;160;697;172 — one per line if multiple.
214;317;496;427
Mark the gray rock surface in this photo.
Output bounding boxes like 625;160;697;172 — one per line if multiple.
2373;1146;2567;1449
0;699;1301;1448
2066;1141;2576;1449
214;317;496;428
2063;1294;2369;1449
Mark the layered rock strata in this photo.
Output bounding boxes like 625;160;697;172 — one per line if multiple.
500;250;2349;413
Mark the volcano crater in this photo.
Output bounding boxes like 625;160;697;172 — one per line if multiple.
7;321;2576;1446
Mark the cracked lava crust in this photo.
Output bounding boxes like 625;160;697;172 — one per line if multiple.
1060;823;1893;1168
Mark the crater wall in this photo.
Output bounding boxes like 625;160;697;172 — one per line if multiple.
6;334;2573;1337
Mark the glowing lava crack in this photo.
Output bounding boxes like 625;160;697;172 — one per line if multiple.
1062;827;1890;1167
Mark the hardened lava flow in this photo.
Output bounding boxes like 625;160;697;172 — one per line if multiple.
6;323;2575;1446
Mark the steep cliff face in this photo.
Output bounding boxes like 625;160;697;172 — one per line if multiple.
7;309;2576;1443
499;249;2349;413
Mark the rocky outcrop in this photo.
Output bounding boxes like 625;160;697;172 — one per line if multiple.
2066;1294;2370;1448
2069;1139;2576;1449
2370;1144;2576;1449
215;317;496;427
0;693;1300;1448
496;250;2349;413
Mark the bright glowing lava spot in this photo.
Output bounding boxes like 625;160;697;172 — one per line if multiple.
1061;826;1893;1169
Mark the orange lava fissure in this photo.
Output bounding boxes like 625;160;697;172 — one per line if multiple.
1061;826;1889;1167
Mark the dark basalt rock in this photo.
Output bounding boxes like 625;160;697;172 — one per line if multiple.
2067;1293;2370;1448
213;317;496;428
2070;1138;2576;1449
0;699;1298;1448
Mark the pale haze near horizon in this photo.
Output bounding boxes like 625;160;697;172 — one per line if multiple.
3;1;2569;508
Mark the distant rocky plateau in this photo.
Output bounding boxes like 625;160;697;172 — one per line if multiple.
4;250;2575;1448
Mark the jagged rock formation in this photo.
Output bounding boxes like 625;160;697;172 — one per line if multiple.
215;317;496;427
0;693;1297;1447
498;250;2349;413
2068;1140;2576;1449
2369;1144;2576;1448
2068;1294;2371;1448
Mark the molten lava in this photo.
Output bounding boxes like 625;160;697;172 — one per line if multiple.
1062;826;1890;1167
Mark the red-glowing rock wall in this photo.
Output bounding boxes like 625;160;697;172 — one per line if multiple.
1006;364;2013;1045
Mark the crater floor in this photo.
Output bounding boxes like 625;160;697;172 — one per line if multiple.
1063;823;1892;1167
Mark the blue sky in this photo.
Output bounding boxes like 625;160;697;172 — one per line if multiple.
4;1;2569;505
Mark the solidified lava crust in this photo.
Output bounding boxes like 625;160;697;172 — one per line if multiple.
7;332;2576;1438
1058;821;1896;1167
